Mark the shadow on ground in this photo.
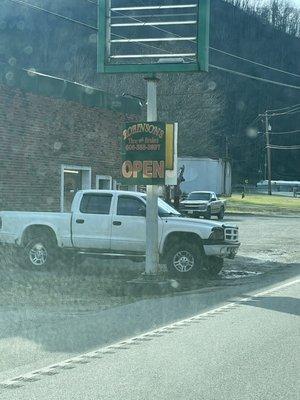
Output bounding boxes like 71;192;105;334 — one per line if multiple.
0;244;299;356
239;296;300;317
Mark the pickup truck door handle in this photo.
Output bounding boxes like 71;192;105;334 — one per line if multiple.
76;219;85;224
113;221;122;226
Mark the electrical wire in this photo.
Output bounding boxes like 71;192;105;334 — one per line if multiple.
111;33;173;57
267;103;300;113
270;130;300;135
210;65;300;90
247;115;262;127
269;107;300;116
267;145;300;149
5;0;97;30
111;8;300;80
210;47;300;79
4;0;300;91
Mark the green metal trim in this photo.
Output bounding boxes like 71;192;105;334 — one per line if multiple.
198;0;210;72
103;63;201;74
98;0;210;74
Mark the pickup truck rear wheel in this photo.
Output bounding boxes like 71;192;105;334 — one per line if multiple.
166;240;205;278
21;234;58;271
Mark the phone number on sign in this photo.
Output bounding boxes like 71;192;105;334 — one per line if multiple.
125;144;161;151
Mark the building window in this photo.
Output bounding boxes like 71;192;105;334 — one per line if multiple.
96;175;112;190
115;182;137;191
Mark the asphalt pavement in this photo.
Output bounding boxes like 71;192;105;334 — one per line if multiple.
1;276;299;399
0;215;299;398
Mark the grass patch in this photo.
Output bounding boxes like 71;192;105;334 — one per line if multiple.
223;194;300;214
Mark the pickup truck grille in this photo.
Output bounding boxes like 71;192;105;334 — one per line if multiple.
181;204;200;208
225;227;239;242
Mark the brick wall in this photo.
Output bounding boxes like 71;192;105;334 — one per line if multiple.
0;83;137;212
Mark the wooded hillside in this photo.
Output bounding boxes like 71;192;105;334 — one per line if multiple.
0;0;299;183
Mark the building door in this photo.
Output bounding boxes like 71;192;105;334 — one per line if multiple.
64;170;82;212
61;165;91;212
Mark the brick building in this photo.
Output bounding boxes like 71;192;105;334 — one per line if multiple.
0;64;140;212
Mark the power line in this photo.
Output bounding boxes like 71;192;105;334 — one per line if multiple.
270;129;300;135
112;8;300;80
210;47;300;79
111;33;173;58
267;145;300;149
111;9;300;89
5;0;97;30
269;107;300;116
5;0;300;91
210;65;300;90
267;103;300;113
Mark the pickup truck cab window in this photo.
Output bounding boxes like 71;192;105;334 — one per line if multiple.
117;196;146;217
80;194;112;215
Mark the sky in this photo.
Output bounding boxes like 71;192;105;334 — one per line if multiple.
249;0;300;6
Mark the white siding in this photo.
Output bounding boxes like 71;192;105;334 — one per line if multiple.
178;157;231;195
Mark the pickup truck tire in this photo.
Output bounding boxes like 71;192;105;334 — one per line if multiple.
166;240;205;278
205;257;224;276
217;207;225;220
20;234;58;271
204;207;211;220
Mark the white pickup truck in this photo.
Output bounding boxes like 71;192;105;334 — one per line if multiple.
180;191;226;220
0;190;240;277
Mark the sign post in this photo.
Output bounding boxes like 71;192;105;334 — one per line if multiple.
145;75;159;275
99;0;210;277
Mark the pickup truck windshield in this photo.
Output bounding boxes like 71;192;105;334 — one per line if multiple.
188;193;211;201
158;198;181;217
140;195;181;217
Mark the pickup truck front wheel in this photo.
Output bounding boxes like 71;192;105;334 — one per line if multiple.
21;235;58;271
166;241;204;278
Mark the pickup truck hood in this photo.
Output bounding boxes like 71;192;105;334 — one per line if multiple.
180;200;208;206
163;216;226;229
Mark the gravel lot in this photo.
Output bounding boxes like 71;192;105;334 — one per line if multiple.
0;215;299;312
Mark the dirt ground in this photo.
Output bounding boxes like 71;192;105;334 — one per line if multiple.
0;214;299;312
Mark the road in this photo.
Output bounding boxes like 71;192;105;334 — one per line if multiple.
1;276;299;399
0;215;299;397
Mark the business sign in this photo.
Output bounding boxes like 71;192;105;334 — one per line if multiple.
121;122;175;185
98;0;210;74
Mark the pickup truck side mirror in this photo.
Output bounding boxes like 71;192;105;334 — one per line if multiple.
211;198;217;202
138;207;146;217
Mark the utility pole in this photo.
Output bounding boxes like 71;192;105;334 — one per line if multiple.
144;75;159;275
265;112;272;195
223;136;229;195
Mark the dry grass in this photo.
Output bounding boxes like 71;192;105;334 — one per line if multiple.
224;194;300;214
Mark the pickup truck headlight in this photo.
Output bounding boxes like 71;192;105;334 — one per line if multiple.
209;227;224;241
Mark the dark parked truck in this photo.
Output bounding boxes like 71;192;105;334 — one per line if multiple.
180;191;226;220
0;190;239;277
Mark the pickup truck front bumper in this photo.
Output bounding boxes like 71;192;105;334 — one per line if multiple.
203;242;240;259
